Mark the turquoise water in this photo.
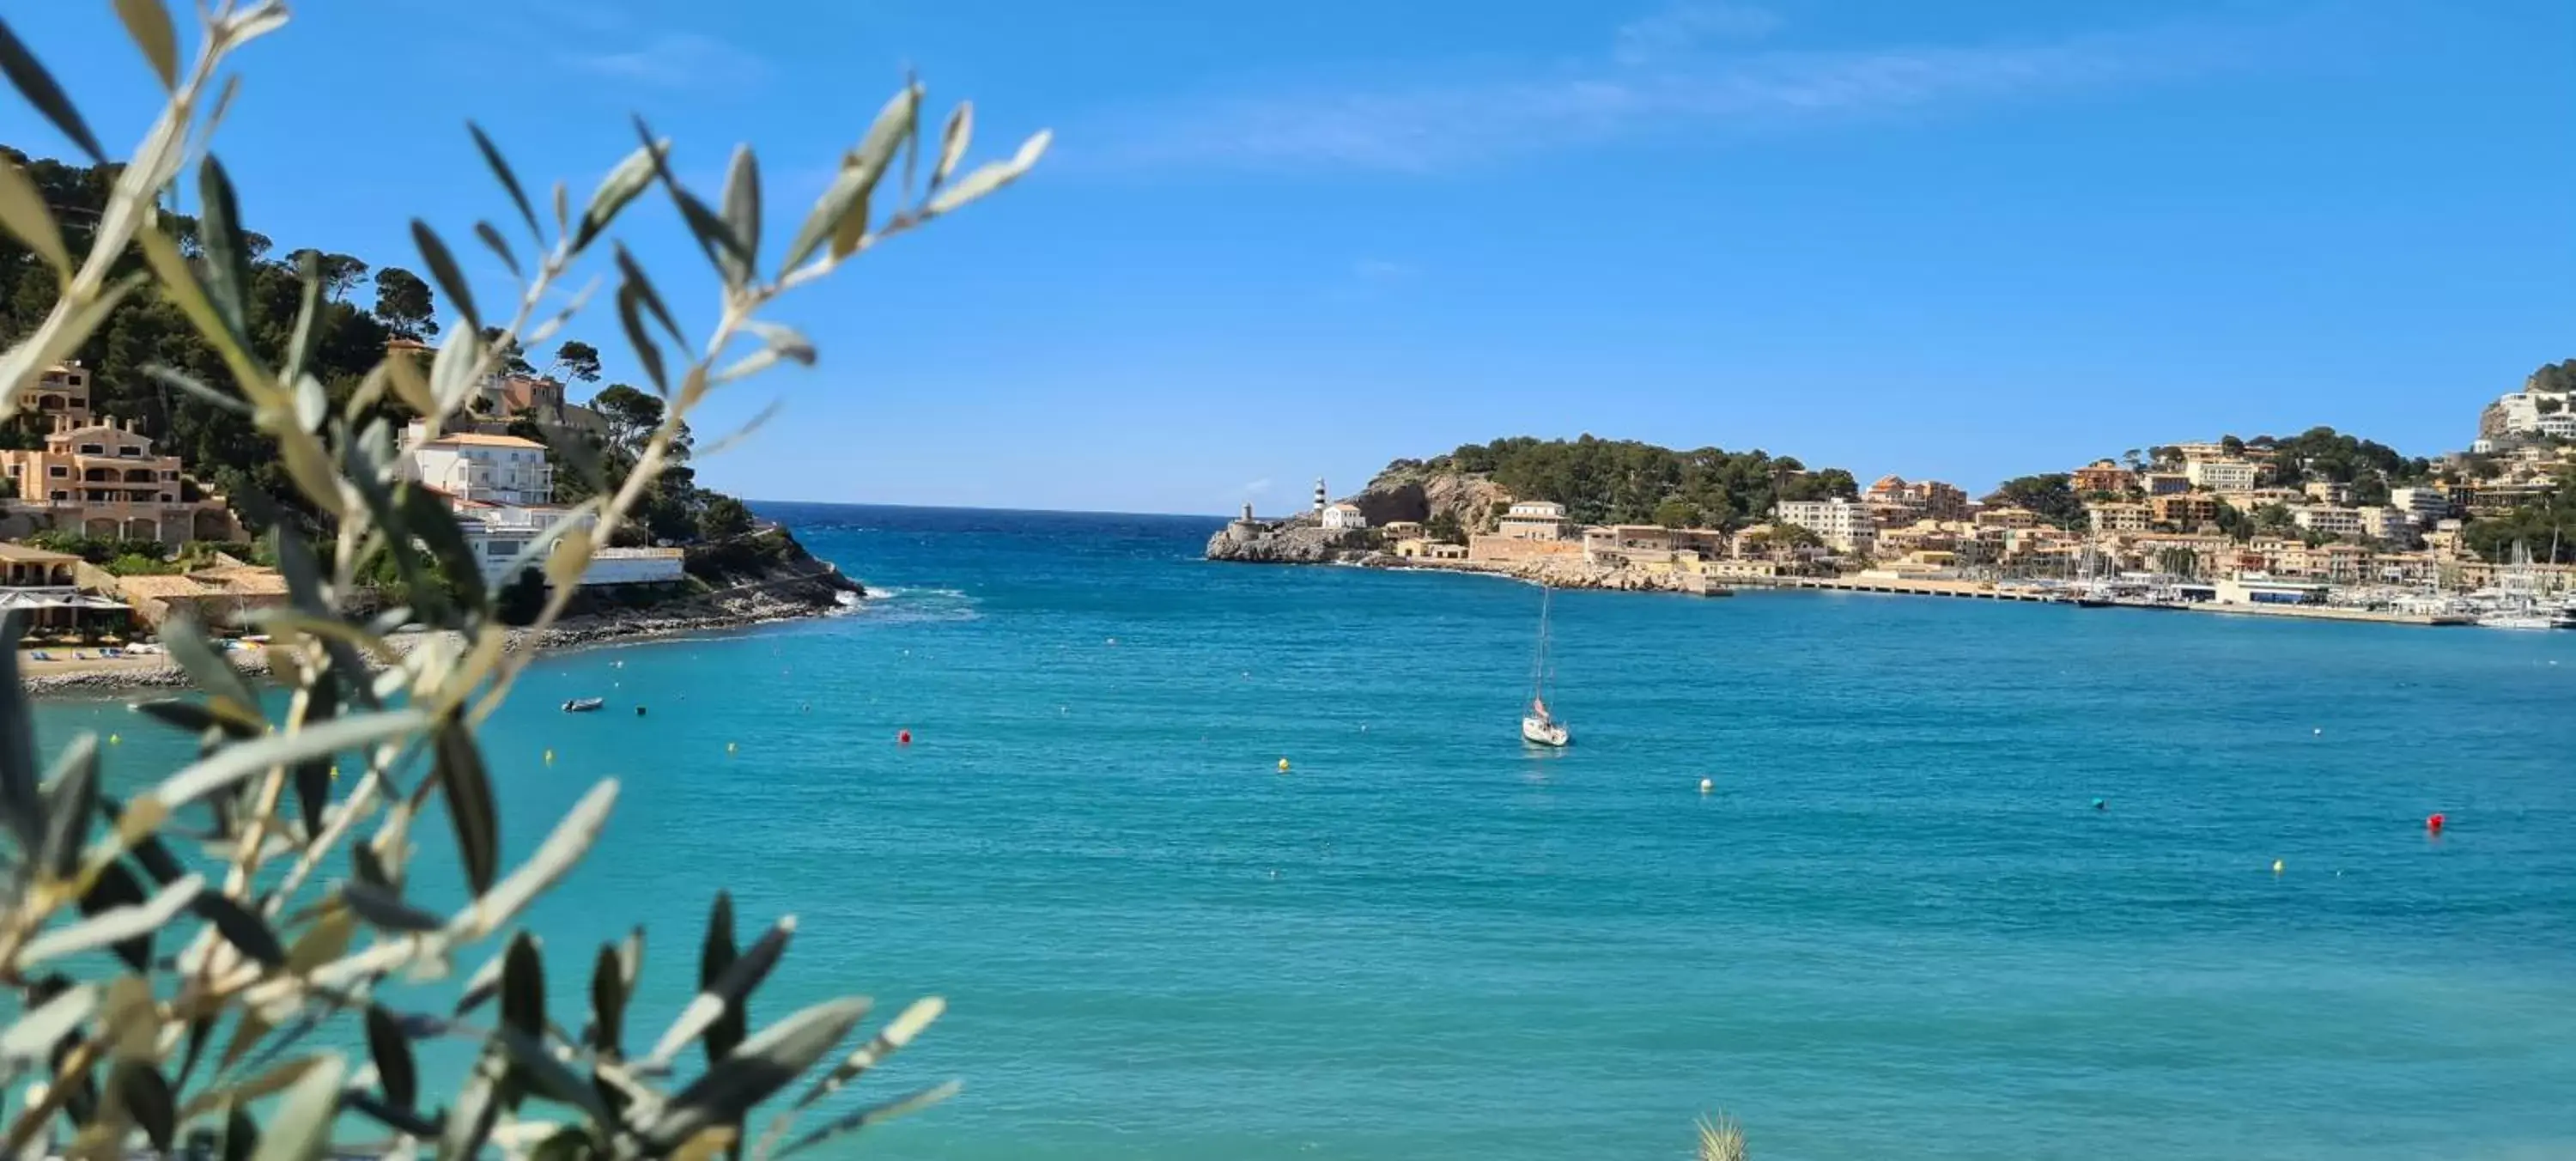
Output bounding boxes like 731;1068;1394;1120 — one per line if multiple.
42;503;2576;1160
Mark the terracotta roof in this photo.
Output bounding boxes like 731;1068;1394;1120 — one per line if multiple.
422;432;544;448
0;542;82;564
114;575;211;599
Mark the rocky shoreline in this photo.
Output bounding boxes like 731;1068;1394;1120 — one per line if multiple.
21;544;865;696
1206;520;1717;595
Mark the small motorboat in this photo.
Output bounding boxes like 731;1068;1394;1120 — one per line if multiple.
562;697;606;713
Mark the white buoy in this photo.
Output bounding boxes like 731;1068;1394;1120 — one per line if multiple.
2312;727;2322;736
1699;777;1713;793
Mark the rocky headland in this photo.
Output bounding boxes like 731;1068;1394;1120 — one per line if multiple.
22;529;864;695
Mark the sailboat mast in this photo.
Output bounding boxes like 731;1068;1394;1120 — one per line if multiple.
1530;587;1552;704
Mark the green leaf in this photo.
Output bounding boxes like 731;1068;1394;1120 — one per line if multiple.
38;732;97;881
474;219;522;280
437;1050;503;1161
721;144;762;274
100;794;189;884
112;1060;178;1152
363;1006;417;1112
443;780;618;942
0;16;107;161
633;116;750;289
339;880;442;933
589;940;630;1058
647;915;791;1068
0;611;39;852
398;483;489;611
131;696;258;739
191;891;288;969
25;871;201;969
0;156;69;274
143;363;252;415
775;1079;961;1159
616;283;667;397
111;0;179;88
158;617;263;726
146;709;428;812
780;165;871;274
283;252;323;387
221;1101;259;1161
639;998;872;1153
933;101;973;188
501;932;546;1040
197;155;255;343
410;219;481;333
434;718;499;895
468;121;544;246
611;243;686;344
784;995;945;1113
923;130;1051;218
247;1051;344;1161
0;982;96;1065
574;138;665;252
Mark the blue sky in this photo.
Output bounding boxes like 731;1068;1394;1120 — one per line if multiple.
8;0;2573;514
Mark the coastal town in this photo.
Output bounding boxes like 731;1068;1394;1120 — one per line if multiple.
1213;367;2576;630
2;356;854;686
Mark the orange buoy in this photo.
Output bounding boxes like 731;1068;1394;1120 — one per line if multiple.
897;729;913;745
2426;812;2445;833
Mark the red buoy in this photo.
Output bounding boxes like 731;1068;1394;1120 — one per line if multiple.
897;729;913;745
2425;812;2445;833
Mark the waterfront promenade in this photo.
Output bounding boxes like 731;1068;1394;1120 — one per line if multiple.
1735;573;2473;625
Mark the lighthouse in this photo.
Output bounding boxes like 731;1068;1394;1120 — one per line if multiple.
1313;477;1327;515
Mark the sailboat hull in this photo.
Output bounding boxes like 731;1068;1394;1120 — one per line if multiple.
1522;716;1570;747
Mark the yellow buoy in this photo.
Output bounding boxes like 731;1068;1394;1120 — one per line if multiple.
1277;757;1290;773
2271;859;2284;874
543;749;555;764
330;764;340;781
1698;777;1713;793
106;733;119;745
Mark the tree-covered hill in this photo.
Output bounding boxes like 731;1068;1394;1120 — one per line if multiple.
1387;435;1858;530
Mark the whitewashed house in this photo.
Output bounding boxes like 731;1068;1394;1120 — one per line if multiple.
1321;501;1368;531
399;423;683;588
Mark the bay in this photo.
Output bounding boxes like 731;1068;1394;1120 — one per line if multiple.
41;501;2576;1160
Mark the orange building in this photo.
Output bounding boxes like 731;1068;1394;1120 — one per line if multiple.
0;415;238;545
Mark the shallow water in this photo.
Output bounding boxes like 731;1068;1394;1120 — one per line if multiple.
43;503;2576;1159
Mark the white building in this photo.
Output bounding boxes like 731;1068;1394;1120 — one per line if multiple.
2540;412;2576;441
2358;506;2416;544
402;423;681;588
1320;501;1367;531
402;425;553;507
1496;501;1572;541
1774;497;1877;555
2388;486;2451;525
2290;505;2366;539
2184;459;2260;492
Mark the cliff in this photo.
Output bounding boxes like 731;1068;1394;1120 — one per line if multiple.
1352;464;1513;532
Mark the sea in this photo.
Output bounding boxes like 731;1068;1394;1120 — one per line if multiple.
35;502;2576;1160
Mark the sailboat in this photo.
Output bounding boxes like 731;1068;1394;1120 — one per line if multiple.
1522;587;1571;747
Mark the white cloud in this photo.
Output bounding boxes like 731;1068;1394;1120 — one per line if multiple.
1094;15;2266;174
1613;2;1782;65
1242;478;1273;495
562;33;769;88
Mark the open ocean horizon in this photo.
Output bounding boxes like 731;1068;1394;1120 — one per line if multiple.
39;501;2576;1160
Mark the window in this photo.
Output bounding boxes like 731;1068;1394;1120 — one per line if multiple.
48;491;65;501
160;494;173;503
487;541;519;556
118;447;139;457
46;466;65;478
161;471;178;480
76;444;102;455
